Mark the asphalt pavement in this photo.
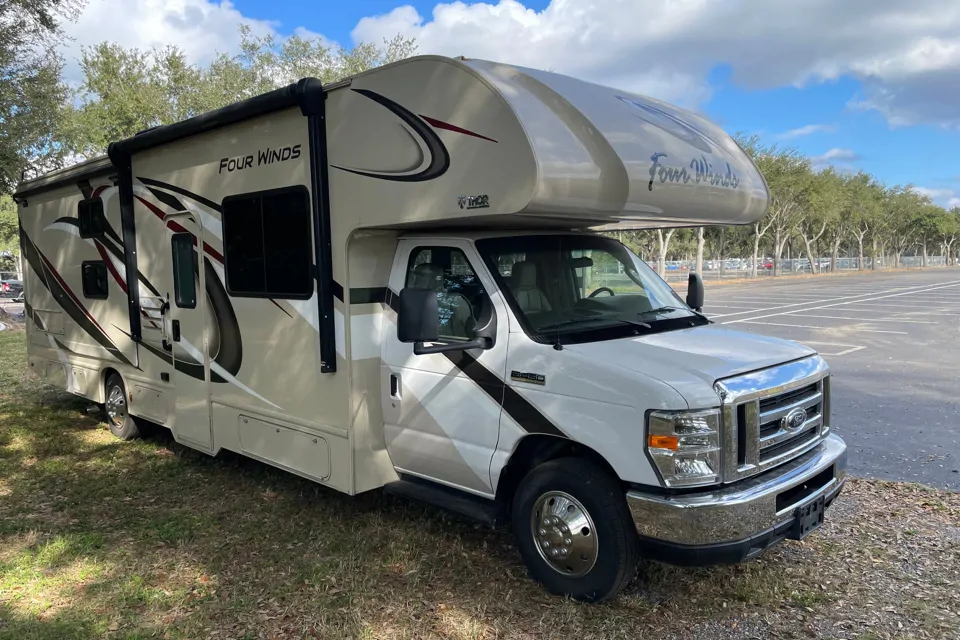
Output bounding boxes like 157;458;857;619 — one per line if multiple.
703;268;960;491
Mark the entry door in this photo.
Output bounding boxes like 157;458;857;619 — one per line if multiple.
381;240;509;496
166;214;213;451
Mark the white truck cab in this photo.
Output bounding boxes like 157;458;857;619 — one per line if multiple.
15;54;845;603
384;230;845;601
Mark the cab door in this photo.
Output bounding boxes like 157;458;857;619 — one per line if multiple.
381;240;509;496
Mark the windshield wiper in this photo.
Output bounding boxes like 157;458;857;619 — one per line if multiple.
538;317;652;332
638;305;684;316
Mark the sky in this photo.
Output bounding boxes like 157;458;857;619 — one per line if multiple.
61;0;960;209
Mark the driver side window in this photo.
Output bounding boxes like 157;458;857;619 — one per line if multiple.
405;247;484;342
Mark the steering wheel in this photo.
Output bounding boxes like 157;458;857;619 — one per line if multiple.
588;287;615;298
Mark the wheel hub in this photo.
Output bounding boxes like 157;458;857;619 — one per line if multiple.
105;386;126;427
531;490;598;577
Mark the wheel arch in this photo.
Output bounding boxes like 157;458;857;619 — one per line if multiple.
494;435;622;522
100;366;122;403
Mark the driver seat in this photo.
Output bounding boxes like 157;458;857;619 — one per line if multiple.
511;261;552;313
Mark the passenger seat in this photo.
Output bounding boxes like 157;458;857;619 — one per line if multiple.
510;261;552;313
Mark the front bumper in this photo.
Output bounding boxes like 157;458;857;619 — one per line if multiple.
626;433;847;566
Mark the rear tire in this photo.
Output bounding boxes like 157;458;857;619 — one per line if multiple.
104;373;140;441
512;457;639;603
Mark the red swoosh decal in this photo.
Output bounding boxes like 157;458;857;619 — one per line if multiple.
420;115;498;143
135;195;225;264
94;240;127;294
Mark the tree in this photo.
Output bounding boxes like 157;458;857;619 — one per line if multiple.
0;0;83;190
846;173;882;270
656;228;676;277
941;208;960;266
66;25;418;158
885;187;924;268
755;148;812;276
798;168;842;274
694;226;705;274
0;194;20;277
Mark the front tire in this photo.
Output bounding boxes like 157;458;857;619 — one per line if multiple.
512;457;640;603
104;373;140;441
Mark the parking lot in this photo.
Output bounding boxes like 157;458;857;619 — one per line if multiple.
703;268;960;490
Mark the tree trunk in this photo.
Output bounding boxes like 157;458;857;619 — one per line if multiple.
774;233;789;277
856;234;865;271
831;239;841;272
752;226;761;278
656;228;675;278
803;236;818;275
871;237;878;270
695;227;705;274
922;239;928;267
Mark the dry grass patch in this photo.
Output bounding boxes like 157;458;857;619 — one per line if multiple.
0;330;957;639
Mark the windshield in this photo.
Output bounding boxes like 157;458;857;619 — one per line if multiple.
476;235;701;342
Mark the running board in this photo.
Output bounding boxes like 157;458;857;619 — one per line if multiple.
384;476;501;526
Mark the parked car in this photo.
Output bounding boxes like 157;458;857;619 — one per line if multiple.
1;279;22;299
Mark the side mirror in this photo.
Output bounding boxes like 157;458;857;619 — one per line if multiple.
686;272;704;311
397;288;439;343
397;287;493;355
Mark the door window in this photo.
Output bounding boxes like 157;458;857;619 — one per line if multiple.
405;247;487;342
171;233;197;309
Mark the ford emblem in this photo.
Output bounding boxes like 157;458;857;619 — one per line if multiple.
782;407;807;433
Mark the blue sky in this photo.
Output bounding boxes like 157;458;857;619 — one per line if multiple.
66;0;960;207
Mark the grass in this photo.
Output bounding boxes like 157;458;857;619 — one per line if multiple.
0;329;958;639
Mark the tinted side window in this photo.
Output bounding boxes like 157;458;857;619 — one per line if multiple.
222;187;312;299
171;233;197;308
81;261;108;299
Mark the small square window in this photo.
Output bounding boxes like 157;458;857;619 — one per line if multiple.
78;198;106;238
81;261;108;299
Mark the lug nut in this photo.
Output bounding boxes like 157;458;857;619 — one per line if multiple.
538;528;547;536
550;548;559;557
564;538;572;545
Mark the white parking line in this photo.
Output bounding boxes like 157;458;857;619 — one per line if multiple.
723;281;960;324
741;320;828;330
801;341;866;356
791;314;939;324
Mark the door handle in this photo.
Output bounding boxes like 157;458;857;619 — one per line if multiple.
390;373;401;399
171;319;181;342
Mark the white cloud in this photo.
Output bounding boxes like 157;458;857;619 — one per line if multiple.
911;186;960;208
777;124;836;139
810;148;861;169
59;0;282;83
352;0;960;127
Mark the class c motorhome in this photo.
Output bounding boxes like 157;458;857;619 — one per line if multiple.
14;55;846;603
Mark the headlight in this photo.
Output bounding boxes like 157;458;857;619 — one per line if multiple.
646;409;721;488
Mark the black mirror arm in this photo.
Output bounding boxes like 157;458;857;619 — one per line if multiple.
414;337;490;355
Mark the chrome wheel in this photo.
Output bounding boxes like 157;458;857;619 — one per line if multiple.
530;490;598;577
105;385;127;427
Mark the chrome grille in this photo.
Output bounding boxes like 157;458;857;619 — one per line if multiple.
716;356;831;483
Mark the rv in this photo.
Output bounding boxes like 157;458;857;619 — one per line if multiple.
13;55;846;603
